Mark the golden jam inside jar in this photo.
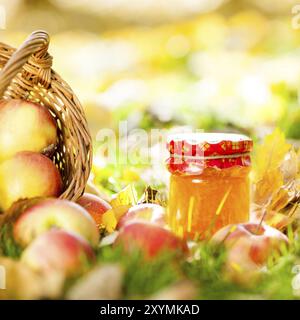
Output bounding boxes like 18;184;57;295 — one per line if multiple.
166;133;252;240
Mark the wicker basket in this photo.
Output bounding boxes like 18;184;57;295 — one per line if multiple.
0;30;92;203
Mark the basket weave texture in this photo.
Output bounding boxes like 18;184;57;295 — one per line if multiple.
0;31;92;203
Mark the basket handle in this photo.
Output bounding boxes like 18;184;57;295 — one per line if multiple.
0;30;51;97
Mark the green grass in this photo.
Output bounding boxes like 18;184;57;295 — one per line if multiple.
96;239;300;300
0;223;22;259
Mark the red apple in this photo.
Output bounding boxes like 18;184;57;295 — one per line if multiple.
77;193;112;228
211;223;289;265
14;199;99;247
211;223;289;284
0;151;62;211
21;229;95;277
117;203;166;229
115;221;188;258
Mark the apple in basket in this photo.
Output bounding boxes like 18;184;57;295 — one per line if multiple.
13;198;100;247
115;221;188;258
211;223;289;284
0;99;57;162
77;193;112;229
117;203;166;229
21;229;95;277
0;151;63;211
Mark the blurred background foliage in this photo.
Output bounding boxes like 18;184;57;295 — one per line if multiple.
1;0;300;193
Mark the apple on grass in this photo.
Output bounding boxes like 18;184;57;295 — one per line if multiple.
117;203;166;229
115;221;188;259
77;193;112;228
0;151;63;211
0;99;57;162
21;229;95;278
14;198;99;247
211;223;289;284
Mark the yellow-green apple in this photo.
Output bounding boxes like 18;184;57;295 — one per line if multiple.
115;221;188;258
0;99;57;162
117;203;166;229
77;193;112;228
0;151;62;211
21;229;95;277
211;223;289;285
14;198;99;247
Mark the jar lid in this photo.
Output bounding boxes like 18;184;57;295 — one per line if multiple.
166;133;253;173
167;133;252;157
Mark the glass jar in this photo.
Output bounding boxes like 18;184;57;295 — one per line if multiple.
166;133;252;240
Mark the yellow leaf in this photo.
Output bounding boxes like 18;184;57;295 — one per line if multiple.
110;184;138;208
252;129;291;206
269;187;291;212
113;205;132;220
102;184;138;233
253;170;283;205
100;206;131;234
102;209;117;233
252;128;291;183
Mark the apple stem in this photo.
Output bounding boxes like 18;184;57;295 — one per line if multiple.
257;197;273;233
42;143;57;158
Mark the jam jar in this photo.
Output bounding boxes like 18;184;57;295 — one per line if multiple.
166;133;253;240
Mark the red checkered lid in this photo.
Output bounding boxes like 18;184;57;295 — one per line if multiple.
166;133;253;173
